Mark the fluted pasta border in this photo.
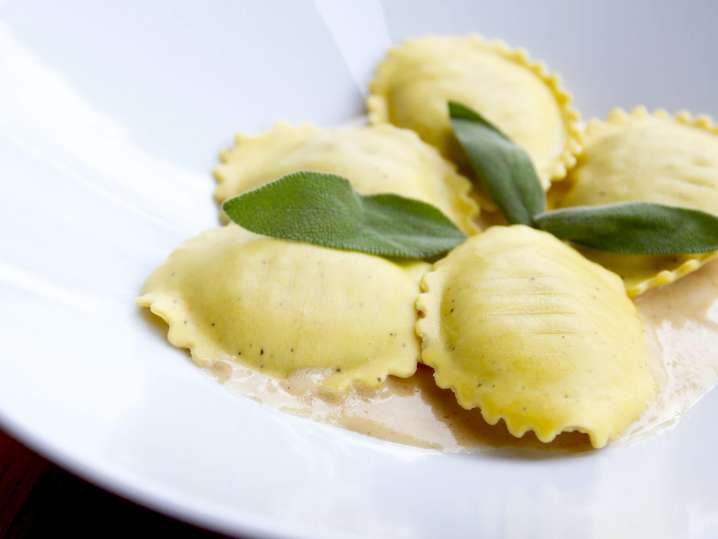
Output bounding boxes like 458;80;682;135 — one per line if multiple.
367;34;584;188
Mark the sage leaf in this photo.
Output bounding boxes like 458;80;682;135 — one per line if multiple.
449;101;545;225
222;171;466;259
535;203;718;255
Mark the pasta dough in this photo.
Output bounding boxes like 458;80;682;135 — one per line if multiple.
138;225;428;391
558;107;718;296
416;226;656;448
214;122;479;234
368;35;582;190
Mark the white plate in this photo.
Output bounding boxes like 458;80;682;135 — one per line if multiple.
1;1;717;538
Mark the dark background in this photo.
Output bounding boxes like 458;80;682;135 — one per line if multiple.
0;429;232;538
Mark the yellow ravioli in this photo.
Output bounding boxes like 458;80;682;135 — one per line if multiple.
416;226;655;448
558;107;718;296
214;123;478;234
368;35;582;192
138;226;428;391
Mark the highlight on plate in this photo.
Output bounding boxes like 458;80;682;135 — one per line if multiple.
139;33;718;451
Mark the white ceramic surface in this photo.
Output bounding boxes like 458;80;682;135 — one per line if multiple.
1;1;717;538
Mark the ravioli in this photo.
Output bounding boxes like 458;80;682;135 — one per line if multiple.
214;123;478;234
138;226;428;391
558;107;718;296
368;35;582;192
416;226;656;448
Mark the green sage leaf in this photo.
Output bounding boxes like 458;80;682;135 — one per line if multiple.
449;101;545;225
222;171;466;259
535;202;718;255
